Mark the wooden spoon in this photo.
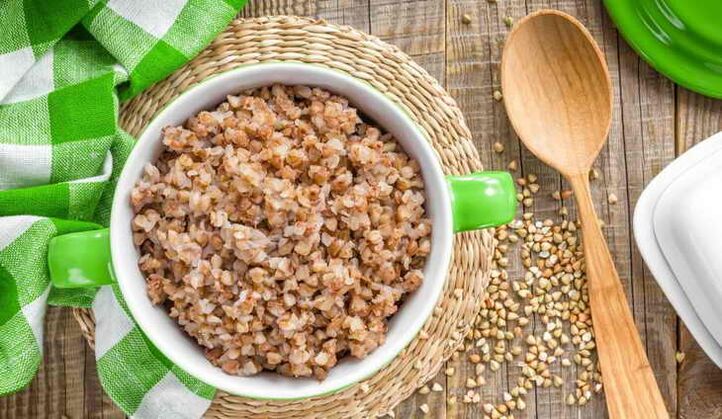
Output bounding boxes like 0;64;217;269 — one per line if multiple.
501;10;668;419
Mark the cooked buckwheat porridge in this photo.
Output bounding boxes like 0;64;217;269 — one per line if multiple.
130;84;431;379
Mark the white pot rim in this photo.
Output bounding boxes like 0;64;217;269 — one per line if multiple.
110;63;454;399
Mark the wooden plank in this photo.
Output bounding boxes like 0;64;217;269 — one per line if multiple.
446;1;532;418
446;0;505;416
675;87;722;419
241;0;317;16
367;1;446;417
0;307;80;418
393;370;448;419
82;347;103;419
241;0;370;27
615;25;679;418
518;1;591;418
678;327;722;419
678;88;722;152
370;0;446;83
253;0;370;30
316;0;371;29
62;309;90;418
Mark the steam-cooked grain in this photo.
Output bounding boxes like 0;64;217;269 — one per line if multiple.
131;85;430;379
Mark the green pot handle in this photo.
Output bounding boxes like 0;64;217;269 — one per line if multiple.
447;171;517;232
48;228;114;288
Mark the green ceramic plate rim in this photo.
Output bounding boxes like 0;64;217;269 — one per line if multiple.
604;0;722;99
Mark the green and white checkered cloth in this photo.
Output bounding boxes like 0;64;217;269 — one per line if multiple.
0;1;245;417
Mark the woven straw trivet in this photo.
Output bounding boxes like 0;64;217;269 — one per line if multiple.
72;15;494;418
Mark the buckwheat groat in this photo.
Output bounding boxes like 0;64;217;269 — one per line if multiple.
131;85;431;379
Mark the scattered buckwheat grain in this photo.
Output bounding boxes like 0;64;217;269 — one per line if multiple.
434;172;604;411
589;168;600;180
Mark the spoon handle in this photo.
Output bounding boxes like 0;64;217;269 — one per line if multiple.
568;174;669;419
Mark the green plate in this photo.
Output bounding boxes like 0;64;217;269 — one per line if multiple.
605;0;722;98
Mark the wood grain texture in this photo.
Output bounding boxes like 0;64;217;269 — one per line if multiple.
516;2;567;418
2;1;721;418
0;307;124;419
615;24;678;417
446;1;535;418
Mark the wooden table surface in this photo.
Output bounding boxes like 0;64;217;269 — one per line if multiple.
2;1;722;418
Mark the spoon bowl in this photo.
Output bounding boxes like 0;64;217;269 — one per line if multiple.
501;10;669;419
502;10;612;176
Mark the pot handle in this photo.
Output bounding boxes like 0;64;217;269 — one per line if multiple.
48;228;114;288
447;171;517;232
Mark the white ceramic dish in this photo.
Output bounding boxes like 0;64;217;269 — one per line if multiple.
634;131;722;367
48;63;517;398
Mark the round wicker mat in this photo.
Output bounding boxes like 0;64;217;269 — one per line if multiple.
73;15;494;418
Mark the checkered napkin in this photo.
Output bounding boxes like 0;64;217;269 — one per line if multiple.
0;1;245;417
